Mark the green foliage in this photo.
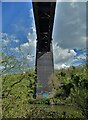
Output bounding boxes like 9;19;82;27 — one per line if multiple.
1;44;88;118
29;98;50;104
2;65;87;118
26;104;83;118
49;65;88;119
2;70;35;118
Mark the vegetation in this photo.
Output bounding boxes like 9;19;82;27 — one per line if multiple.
1;65;87;118
2;70;35;118
49;65;88;119
1;45;88;118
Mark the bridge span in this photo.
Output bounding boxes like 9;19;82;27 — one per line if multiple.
32;2;56;98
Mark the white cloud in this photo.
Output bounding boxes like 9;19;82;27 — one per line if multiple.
27;28;36;43
19;30;36;57
21;42;29;48
29;8;34;18
1;5;37;71
53;2;86;49
70;49;77;56
1;33;20;47
57;0;87;2
54;63;70;69
1;33;10;46
1;0;87;2
53;42;77;64
0;65;5;71
75;54;86;61
53;41;77;69
14;47;20;52
1;30;36;70
13;39;19;43
52;2;86;68
26;54;33;61
2;2;86;71
61;64;70;68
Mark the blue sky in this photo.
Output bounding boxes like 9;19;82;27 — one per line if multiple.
1;2;87;71
2;2;33;44
1;1;37;72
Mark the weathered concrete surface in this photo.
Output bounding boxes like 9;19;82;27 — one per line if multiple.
36;51;54;94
